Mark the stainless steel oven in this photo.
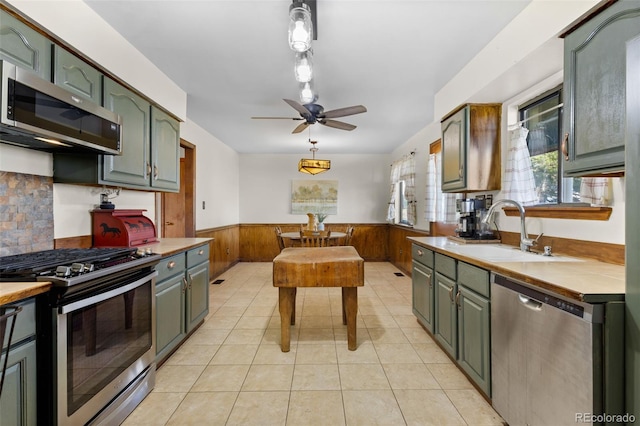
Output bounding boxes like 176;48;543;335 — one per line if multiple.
0;247;160;425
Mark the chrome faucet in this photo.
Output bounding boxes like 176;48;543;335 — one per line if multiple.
482;199;541;252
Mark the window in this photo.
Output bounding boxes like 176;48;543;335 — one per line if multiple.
398;180;409;225
519;87;581;204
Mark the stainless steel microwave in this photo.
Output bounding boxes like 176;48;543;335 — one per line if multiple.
0;60;122;154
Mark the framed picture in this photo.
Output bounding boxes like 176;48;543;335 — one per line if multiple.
291;180;338;215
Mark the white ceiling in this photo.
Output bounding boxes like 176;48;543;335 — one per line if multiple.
84;0;531;154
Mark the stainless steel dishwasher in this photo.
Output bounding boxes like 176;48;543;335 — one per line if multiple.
491;273;604;426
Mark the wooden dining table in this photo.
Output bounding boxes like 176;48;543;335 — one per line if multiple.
272;246;364;351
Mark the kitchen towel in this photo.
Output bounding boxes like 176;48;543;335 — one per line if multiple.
503;126;537;205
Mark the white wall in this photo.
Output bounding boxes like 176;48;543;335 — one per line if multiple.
181;119;240;229
392;0;625;245
239;154;390;225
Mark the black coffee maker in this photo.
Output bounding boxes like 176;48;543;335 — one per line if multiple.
455;196;493;239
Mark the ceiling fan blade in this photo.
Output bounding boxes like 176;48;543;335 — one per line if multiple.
283;99;312;117
251;116;304;120
320;119;356;131
321;105;367;119
292;122;311;134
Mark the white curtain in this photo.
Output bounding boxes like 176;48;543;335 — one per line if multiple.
425;152;459;224
503;127;538;206
400;154;416;225
386;159;402;222
580;178;612;206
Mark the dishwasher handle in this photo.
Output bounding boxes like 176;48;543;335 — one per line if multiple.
518;294;543;311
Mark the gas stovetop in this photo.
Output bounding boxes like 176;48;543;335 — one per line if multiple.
0;247;160;286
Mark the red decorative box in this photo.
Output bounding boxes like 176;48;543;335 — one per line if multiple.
91;209;158;247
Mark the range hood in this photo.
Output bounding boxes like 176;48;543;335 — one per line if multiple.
0;60;122;155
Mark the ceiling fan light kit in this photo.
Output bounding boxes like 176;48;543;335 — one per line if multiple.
299;140;330;175
288;1;313;53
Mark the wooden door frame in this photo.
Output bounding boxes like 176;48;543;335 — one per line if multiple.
156;138;196;237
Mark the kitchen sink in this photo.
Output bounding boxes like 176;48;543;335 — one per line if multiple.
442;243;583;263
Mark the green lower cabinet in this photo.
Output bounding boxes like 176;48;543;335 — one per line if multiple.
457;285;491;396
0;340;37;426
434;272;457;358
155;274;187;362
186;261;209;332
155;244;210;365
412;261;434;332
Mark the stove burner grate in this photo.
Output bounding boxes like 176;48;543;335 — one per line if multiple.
0;247;136;277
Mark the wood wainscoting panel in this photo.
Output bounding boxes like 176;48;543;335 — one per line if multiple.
196;224;239;279
388;225;431;275
239;223;389;262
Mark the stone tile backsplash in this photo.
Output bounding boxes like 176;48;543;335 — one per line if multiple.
0;171;54;256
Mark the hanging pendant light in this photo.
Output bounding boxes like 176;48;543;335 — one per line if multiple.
299;81;316;104
288;1;313;52
299;140;330;175
294;50;313;83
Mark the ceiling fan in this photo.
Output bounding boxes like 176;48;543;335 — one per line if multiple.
252;99;367;133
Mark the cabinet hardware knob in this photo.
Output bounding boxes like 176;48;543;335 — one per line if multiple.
166;221;174;226
417;250;423;256
154;165;159;179
455;290;461;308
167;261;176;269
198;249;204;255
459;167;464;178
448;287;454;302
146;162;152;177
561;133;569;161
182;277;187;293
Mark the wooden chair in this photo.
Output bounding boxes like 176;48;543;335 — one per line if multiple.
299;230;331;247
344;225;355;246
275;226;286;251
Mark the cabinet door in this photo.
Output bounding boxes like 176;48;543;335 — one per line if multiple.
434;272;457;357
0;11;51;80
563;2;640;176
155;274;186;362
102;78;151;187
412;261;434;332
53;45;102;103
0;340;37;426
441;106;467;192
186;262;209;332
151;107;180;191
457;286;491;397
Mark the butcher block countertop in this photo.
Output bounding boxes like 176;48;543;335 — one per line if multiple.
0;282;51;306
408;236;625;303
141;237;213;257
0;238;213;306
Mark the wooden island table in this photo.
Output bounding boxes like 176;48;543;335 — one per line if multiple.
272;246;364;351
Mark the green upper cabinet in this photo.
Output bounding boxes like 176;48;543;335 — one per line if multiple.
562;1;640;177
441;104;501;192
0;10;51;80
102;77;151;187
151;106;180;191
53;45;102;103
53;81;180;192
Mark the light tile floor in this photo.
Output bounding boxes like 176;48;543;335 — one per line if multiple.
124;262;504;425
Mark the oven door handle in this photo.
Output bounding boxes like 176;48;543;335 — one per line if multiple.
60;270;158;314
